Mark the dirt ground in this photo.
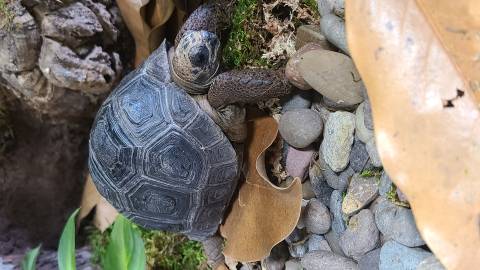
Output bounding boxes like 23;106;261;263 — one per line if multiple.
0;96;92;254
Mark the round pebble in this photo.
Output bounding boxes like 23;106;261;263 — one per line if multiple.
305;199;331;234
374;200;425;247
339;209;379;260
299;50;364;106
279;109;323;148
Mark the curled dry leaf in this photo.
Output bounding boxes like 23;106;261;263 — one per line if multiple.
78;175;118;232
346;0;480;269
220;117;302;262
116;0;175;66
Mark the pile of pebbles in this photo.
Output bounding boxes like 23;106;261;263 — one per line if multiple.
259;1;446;270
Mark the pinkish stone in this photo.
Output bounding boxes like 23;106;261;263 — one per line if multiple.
286;145;315;180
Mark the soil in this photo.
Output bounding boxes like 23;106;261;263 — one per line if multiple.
0;95;92;254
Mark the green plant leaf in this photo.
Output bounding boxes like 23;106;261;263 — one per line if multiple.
104;215;146;270
21;245;41;270
58;209;79;270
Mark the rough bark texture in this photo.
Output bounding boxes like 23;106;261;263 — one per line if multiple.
0;0;133;255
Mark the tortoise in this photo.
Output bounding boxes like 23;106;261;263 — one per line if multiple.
89;2;292;240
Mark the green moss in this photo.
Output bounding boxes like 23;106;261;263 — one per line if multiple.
87;227;111;266
141;229;207;270
0;0;14;31
222;0;269;68
360;169;382;178
88;227;207;270
301;0;318;11
385;185;397;202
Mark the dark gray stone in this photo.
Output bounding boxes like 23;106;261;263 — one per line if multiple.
264;242;289;270
358;248;380;270
301;251;358;270
286;228;307;245
281;90;313;113
307;234;332;252
374;200;425;247
330;190;347;235
289;243;307;258
339;209;379;260
280;109;323;148
349;138;369;173
309;161;334;206
379;241;431;270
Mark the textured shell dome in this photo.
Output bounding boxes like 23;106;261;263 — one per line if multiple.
88;42;238;239
171;30;220;94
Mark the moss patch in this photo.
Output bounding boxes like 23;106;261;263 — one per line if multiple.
222;0;267;68
88;227;207;270
141;229;207;270
0;0;14;31
223;0;319;69
360;169;382;178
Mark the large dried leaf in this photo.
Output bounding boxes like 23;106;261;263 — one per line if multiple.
78;175;118;232
116;0;175;66
346;1;480;269
220;117;302;262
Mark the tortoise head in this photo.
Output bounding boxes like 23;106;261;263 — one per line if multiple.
171;30;221;95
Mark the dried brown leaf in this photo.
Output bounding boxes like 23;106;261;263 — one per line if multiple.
78;175;118;232
346;1;480;269
116;0;175;66
220;117;302;262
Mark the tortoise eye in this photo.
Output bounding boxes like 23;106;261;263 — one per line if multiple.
188;45;209;67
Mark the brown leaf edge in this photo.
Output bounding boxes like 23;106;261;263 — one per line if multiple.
220;116;302;262
346;1;480;269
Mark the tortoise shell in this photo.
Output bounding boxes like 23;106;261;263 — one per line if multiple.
88;41;239;239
